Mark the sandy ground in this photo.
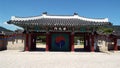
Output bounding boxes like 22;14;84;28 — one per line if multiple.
0;50;120;68
36;43;84;48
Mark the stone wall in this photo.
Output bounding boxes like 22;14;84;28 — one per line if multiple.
6;34;25;51
96;36;108;52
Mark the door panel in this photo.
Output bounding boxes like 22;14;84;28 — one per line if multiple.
51;33;70;51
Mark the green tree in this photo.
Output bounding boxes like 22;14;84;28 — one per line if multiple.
97;26;113;35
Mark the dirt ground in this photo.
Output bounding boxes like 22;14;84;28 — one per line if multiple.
0;50;120;68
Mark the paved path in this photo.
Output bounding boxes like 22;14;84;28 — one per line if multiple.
0;50;120;68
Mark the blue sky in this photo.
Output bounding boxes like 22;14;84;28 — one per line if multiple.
0;0;120;31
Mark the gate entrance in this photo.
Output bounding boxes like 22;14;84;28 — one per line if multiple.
74;33;90;52
30;33;46;51
36;35;46;51
74;36;85;51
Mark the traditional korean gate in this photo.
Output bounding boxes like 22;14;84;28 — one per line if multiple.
51;33;70;51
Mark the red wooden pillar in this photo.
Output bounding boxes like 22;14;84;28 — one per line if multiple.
29;33;33;51
46;32;49;51
71;32;74;52
30;34;33;50
25;33;29;51
0;35;4;49
91;34;94;52
114;38;118;51
84;33;86;50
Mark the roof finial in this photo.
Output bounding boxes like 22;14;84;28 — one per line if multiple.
43;12;47;14
74;12;78;15
42;12;47;16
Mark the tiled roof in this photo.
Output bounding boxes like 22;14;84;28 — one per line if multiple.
8;18;111;26
112;26;120;36
10;14;109;22
7;13;112;32
7;13;111;26
0;27;13;32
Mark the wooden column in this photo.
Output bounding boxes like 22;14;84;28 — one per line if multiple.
0;35;4;50
29;34;36;50
46;32;49;51
114;38;118;51
84;33;86;50
30;33;33;51
91;34;94;52
87;34;90;51
28;34;31;51
25;33;29;51
71;32;74;52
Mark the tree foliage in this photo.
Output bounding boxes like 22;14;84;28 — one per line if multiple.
97;26;113;35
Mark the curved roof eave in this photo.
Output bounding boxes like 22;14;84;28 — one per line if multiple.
10;14;109;23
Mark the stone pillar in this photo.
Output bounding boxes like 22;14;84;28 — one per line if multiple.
46;32;49;51
91;34;94;52
114;38;118;51
25;33;29;51
71;32;74;52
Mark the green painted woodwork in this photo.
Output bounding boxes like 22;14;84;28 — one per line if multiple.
80;26;86;32
35;26;39;31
